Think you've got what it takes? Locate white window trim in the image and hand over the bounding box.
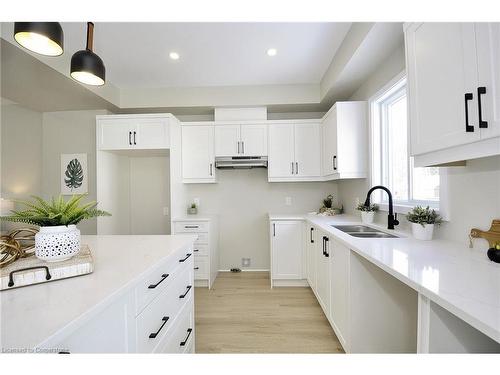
[368,71,449,220]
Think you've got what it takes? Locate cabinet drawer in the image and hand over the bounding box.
[156,301,194,353]
[193,244,209,256]
[174,221,209,233]
[194,256,208,279]
[136,267,193,353]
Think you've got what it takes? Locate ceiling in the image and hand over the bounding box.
[1,22,351,89]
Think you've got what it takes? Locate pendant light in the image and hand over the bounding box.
[14,22,64,56]
[70,22,105,86]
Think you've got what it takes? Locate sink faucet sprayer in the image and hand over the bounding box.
[364,185,399,230]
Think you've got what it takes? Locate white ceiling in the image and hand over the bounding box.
[2,22,351,89]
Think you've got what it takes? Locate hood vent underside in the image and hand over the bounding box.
[215,156,268,169]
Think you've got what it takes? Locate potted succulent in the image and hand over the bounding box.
[356,202,379,224]
[188,202,198,215]
[0,195,110,262]
[407,205,442,241]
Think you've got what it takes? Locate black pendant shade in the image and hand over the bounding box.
[70,22,106,86]
[14,22,64,56]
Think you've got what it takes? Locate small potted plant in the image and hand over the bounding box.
[407,205,442,240]
[0,195,110,262]
[356,202,379,224]
[188,202,198,215]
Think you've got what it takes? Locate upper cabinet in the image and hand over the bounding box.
[268,121,322,182]
[322,101,367,180]
[181,124,216,183]
[214,124,267,157]
[405,23,500,166]
[97,115,170,151]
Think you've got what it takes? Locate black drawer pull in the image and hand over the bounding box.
[180,328,193,346]
[184,225,199,229]
[465,92,474,132]
[179,253,192,262]
[8,266,51,287]
[179,285,192,299]
[148,273,169,289]
[133,131,137,145]
[310,227,314,243]
[149,316,169,339]
[58,351,70,354]
[194,267,199,270]
[193,249,199,252]
[324,237,330,257]
[128,131,132,145]
[478,86,488,128]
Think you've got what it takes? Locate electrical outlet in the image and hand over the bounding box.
[242,258,251,267]
[285,196,292,206]
[163,207,169,216]
[193,198,200,206]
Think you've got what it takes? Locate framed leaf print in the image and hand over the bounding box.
[61,153,88,195]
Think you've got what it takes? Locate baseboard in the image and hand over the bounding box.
[194,279,208,287]
[272,279,309,287]
[218,269,270,272]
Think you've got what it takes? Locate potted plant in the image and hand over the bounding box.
[188,202,198,215]
[356,202,379,224]
[407,205,442,240]
[0,195,110,262]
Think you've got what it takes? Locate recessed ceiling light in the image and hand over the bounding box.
[267,48,277,57]
[169,52,180,60]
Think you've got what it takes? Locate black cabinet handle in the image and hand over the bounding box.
[333,155,337,170]
[194,267,199,270]
[133,131,137,145]
[478,87,488,128]
[465,93,474,132]
[179,253,192,262]
[322,236,326,256]
[193,249,199,252]
[149,316,169,339]
[237,141,240,154]
[324,237,330,257]
[184,225,199,229]
[148,273,169,289]
[128,131,132,145]
[179,285,192,299]
[310,227,314,243]
[180,328,193,346]
[296,162,298,174]
[8,266,51,287]
[58,351,70,354]
[273,223,276,237]
[242,141,245,154]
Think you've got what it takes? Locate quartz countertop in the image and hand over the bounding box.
[0,234,197,350]
[270,213,500,343]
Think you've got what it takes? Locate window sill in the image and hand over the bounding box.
[377,202,440,216]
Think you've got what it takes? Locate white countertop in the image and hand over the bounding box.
[270,213,500,343]
[0,234,197,350]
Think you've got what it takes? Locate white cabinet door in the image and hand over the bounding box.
[271,221,303,280]
[330,239,350,347]
[215,124,240,156]
[135,118,170,149]
[268,123,295,178]
[316,231,331,316]
[240,124,268,156]
[476,23,500,140]
[322,107,337,176]
[99,119,135,150]
[181,125,216,182]
[306,225,317,291]
[294,122,321,177]
[406,23,480,155]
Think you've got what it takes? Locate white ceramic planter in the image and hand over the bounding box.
[411,223,435,241]
[35,225,81,262]
[361,211,375,224]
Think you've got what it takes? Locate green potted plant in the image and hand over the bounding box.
[0,195,110,262]
[406,205,442,240]
[356,202,379,224]
[188,202,198,215]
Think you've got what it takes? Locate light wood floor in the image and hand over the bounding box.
[194,272,344,353]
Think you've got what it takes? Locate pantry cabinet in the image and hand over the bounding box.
[405,22,500,166]
[214,124,267,157]
[181,124,216,183]
[268,121,322,182]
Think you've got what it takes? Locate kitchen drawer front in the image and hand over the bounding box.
[194,232,209,244]
[193,244,209,256]
[136,266,193,353]
[194,256,208,279]
[156,300,194,353]
[174,221,209,233]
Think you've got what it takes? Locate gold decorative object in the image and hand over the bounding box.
[469,220,500,248]
[0,228,38,268]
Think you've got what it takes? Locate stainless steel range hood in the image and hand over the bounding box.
[215,156,268,169]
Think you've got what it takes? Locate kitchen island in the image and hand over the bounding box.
[0,234,197,353]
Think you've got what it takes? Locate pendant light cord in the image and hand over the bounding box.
[86,22,94,52]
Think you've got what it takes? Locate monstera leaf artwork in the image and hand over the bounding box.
[61,154,88,194]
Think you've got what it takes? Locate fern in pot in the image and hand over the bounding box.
[407,206,442,241]
[0,195,110,262]
[356,202,379,224]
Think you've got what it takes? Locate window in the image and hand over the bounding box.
[371,75,440,211]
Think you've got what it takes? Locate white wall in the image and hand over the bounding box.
[182,168,338,270]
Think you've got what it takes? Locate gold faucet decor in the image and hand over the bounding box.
[469,219,500,248]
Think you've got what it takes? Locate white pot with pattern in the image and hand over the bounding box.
[35,225,81,262]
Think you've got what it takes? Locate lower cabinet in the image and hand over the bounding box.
[315,230,331,316]
[306,225,317,291]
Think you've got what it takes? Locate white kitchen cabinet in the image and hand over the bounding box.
[181,124,216,183]
[329,239,350,349]
[315,230,331,316]
[214,124,267,157]
[268,121,322,182]
[405,23,500,166]
[97,115,170,151]
[321,102,367,180]
[306,225,318,291]
[269,220,306,287]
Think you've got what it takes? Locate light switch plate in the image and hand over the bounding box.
[242,258,251,267]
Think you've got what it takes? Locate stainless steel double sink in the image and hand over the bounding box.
[331,225,399,238]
